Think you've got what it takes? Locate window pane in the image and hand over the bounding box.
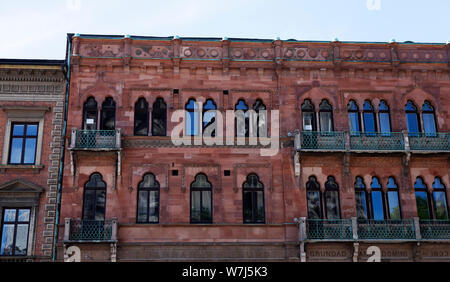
[26,125,38,136]
[137,191,148,223]
[320,112,333,132]
[12,124,25,136]
[256,191,265,222]
[243,191,253,222]
[422,113,436,135]
[433,191,449,220]
[406,113,419,134]
[10,138,23,164]
[95,190,106,220]
[415,191,430,220]
[201,191,212,222]
[325,190,340,219]
[14,224,29,256]
[3,209,16,222]
[348,112,360,134]
[307,191,321,219]
[1,224,15,256]
[379,112,391,134]
[18,209,30,222]
[302,112,314,131]
[149,190,159,223]
[83,190,96,220]
[191,191,201,222]
[23,138,37,164]
[387,191,401,220]
[371,191,384,220]
[355,191,368,220]
[363,112,376,134]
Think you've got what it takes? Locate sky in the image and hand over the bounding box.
[0,0,449,59]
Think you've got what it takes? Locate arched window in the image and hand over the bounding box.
[203,99,217,137]
[252,99,267,137]
[152,98,167,136]
[190,173,212,223]
[414,177,431,220]
[319,100,334,132]
[100,97,116,130]
[235,99,249,137]
[306,176,322,219]
[83,173,106,220]
[422,101,437,136]
[134,98,149,136]
[301,99,316,132]
[242,174,265,223]
[432,177,449,219]
[185,99,199,136]
[405,101,420,136]
[363,100,376,135]
[324,176,340,219]
[355,177,369,220]
[348,100,360,135]
[83,97,98,130]
[137,173,160,223]
[386,177,401,220]
[370,177,384,220]
[378,100,391,135]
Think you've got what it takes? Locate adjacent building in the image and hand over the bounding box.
[0,59,66,261]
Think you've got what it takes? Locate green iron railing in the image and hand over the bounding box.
[74,130,116,149]
[69,219,113,241]
[306,219,353,240]
[357,219,416,240]
[300,131,345,150]
[419,220,450,240]
[409,132,450,151]
[350,132,405,151]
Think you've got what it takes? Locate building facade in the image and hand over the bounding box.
[0,59,66,261]
[57,34,450,262]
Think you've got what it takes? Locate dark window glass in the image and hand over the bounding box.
[0,208,30,256]
[242,174,265,223]
[190,174,212,223]
[363,100,376,135]
[83,97,98,130]
[348,100,360,135]
[252,99,267,137]
[432,177,449,220]
[100,97,116,130]
[324,176,340,219]
[134,98,149,136]
[405,101,420,135]
[203,99,217,137]
[306,176,322,219]
[319,100,333,132]
[83,173,106,220]
[378,101,391,135]
[186,99,199,136]
[137,173,160,223]
[422,101,437,136]
[9,123,38,165]
[386,177,401,220]
[414,177,431,220]
[152,98,167,136]
[301,99,316,131]
[370,177,384,220]
[355,178,369,220]
[235,99,249,137]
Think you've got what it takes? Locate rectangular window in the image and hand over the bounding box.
[415,191,431,220]
[8,123,38,165]
[1,208,30,256]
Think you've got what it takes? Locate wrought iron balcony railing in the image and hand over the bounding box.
[419,220,450,240]
[408,132,450,151]
[70,129,121,150]
[297,131,345,151]
[350,132,405,151]
[356,219,416,240]
[306,219,353,240]
[64,218,118,242]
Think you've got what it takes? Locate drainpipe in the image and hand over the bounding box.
[52,33,73,262]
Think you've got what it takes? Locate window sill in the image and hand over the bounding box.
[0,164,44,174]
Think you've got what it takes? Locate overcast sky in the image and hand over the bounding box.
[0,0,449,59]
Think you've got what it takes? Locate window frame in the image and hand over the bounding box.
[347,100,361,136]
[242,173,266,224]
[136,173,160,224]
[100,97,116,131]
[421,101,437,136]
[324,176,341,219]
[318,100,334,133]
[362,100,377,135]
[378,100,392,135]
[405,100,421,135]
[82,173,107,221]
[190,173,213,224]
[134,97,149,136]
[8,122,39,165]
[301,99,316,132]
[369,177,386,220]
[306,176,323,219]
[354,177,369,220]
[0,208,31,257]
[386,177,402,220]
[414,177,432,220]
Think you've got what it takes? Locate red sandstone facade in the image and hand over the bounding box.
[57,34,450,262]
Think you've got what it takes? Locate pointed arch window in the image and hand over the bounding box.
[83,173,106,220]
[386,177,401,220]
[186,99,199,136]
[405,101,420,136]
[324,176,340,219]
[100,97,116,131]
[134,98,149,136]
[242,174,265,223]
[137,173,160,223]
[301,99,316,132]
[306,176,322,219]
[370,177,384,220]
[422,101,437,136]
[348,100,360,135]
[363,100,376,135]
[235,99,249,137]
[355,177,369,220]
[432,177,449,219]
[190,174,212,224]
[415,177,431,220]
[152,98,167,136]
[252,99,267,137]
[203,99,217,137]
[378,100,391,135]
[83,97,98,130]
[319,100,334,132]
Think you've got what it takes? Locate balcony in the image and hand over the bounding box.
[70,129,121,150]
[350,132,405,152]
[408,132,450,152]
[64,218,118,243]
[306,219,353,240]
[357,219,416,240]
[296,131,345,151]
[419,220,450,240]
